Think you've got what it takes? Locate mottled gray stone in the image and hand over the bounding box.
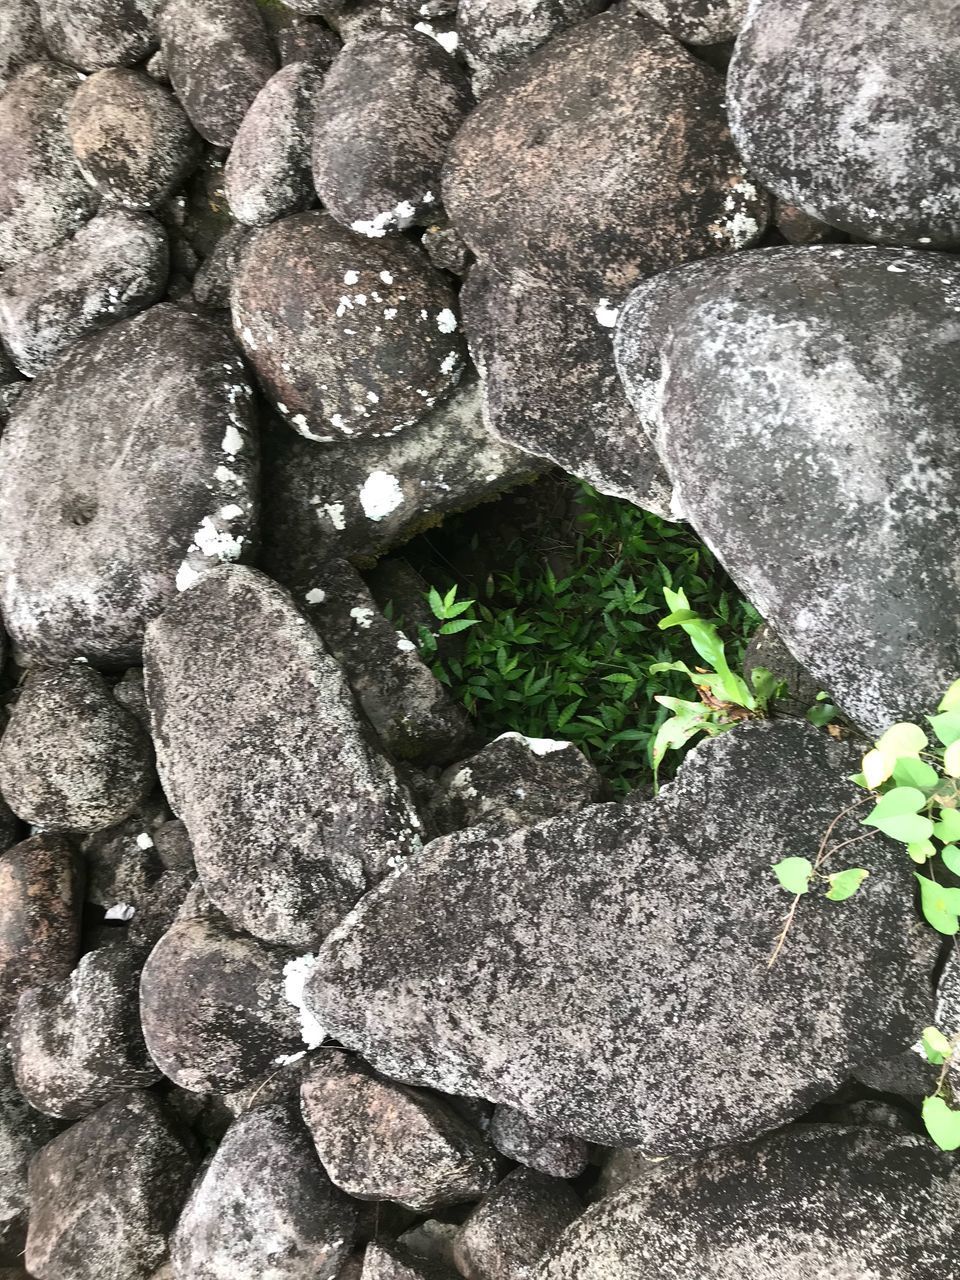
[397,1222,459,1271]
[457,0,604,96]
[159,0,277,147]
[232,211,466,442]
[490,1106,588,1180]
[300,1054,498,1211]
[0,1044,59,1259]
[455,1169,581,1279]
[0,1,45,95]
[26,1092,195,1280]
[774,199,838,246]
[362,1242,458,1280]
[312,30,472,236]
[728,0,960,246]
[80,796,171,911]
[277,17,341,67]
[628,0,746,45]
[615,245,960,734]
[225,62,323,228]
[37,0,161,71]
[190,223,250,310]
[0,304,257,666]
[590,1148,659,1201]
[421,219,469,275]
[305,720,936,1153]
[539,1126,960,1279]
[172,1102,356,1280]
[0,210,168,376]
[444,9,767,305]
[144,565,419,947]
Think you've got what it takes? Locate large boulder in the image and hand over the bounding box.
[36,0,163,72]
[614,245,960,733]
[0,2,45,95]
[632,0,746,44]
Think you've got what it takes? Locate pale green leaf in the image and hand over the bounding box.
[875,722,927,758]
[939,679,960,712]
[922,1027,953,1065]
[934,809,960,843]
[942,845,960,877]
[916,875,960,936]
[893,757,940,788]
[923,1095,960,1151]
[824,868,869,901]
[773,857,813,895]
[929,712,960,747]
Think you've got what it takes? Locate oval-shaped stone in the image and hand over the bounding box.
[37,0,162,72]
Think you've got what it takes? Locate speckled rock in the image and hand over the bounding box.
[455,1169,581,1280]
[362,1242,458,1279]
[489,1107,588,1180]
[444,8,767,306]
[0,834,82,1024]
[10,943,158,1119]
[37,0,161,71]
[0,1,45,95]
[628,0,746,44]
[304,720,935,1152]
[614,245,960,733]
[277,17,341,67]
[0,664,154,831]
[743,623,823,721]
[191,223,250,310]
[0,1045,59,1260]
[145,565,419,947]
[172,1102,356,1280]
[80,798,173,910]
[26,1092,195,1280]
[421,219,469,275]
[457,0,604,97]
[0,210,168,376]
[68,68,200,210]
[397,1223,459,1271]
[0,62,97,272]
[538,1126,960,1279]
[232,211,466,442]
[300,1055,497,1211]
[158,0,277,147]
[0,304,257,666]
[728,0,960,246]
[312,30,471,236]
[774,199,837,246]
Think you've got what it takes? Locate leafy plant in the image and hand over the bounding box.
[920,1027,960,1150]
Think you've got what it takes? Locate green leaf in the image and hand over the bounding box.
[439,619,481,636]
[922,1096,960,1151]
[907,840,937,864]
[939,680,960,712]
[942,845,960,876]
[773,857,813,895]
[922,1027,953,1065]
[866,812,935,843]
[916,875,960,935]
[934,810,960,842]
[427,586,444,619]
[875,722,927,758]
[824,868,869,901]
[602,673,638,686]
[865,786,927,818]
[893,757,940,788]
[929,712,960,747]
[806,702,837,727]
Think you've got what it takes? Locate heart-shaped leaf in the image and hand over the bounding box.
[773,857,813,895]
[934,809,960,842]
[876,721,928,758]
[930,711,960,747]
[824,868,869,902]
[922,1027,953,1065]
[917,875,960,935]
[862,748,893,789]
[866,786,927,818]
[867,812,934,844]
[942,845,960,877]
[923,1095,960,1151]
[908,839,937,864]
[939,680,960,713]
[893,757,940,789]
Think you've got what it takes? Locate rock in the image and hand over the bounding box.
[312,30,472,236]
[10,943,159,1119]
[429,733,602,836]
[152,819,195,873]
[80,798,172,912]
[139,911,308,1093]
[171,1101,357,1280]
[37,0,161,72]
[443,9,767,305]
[0,1,45,95]
[538,1125,960,1278]
[0,62,97,272]
[0,1045,59,1261]
[144,565,419,947]
[0,304,258,666]
[591,1148,659,1201]
[304,720,936,1152]
[456,0,604,97]
[112,667,150,728]
[277,17,341,67]
[628,0,746,45]
[728,0,960,246]
[489,1107,588,1180]
[26,1092,195,1280]
[0,210,168,376]
[158,0,278,147]
[743,623,824,721]
[0,834,82,1024]
[0,664,154,832]
[232,211,466,442]
[191,223,250,310]
[362,1242,458,1279]
[68,68,200,210]
[225,62,323,228]
[262,373,537,582]
[397,1222,459,1271]
[421,219,469,275]
[614,244,960,733]
[454,1169,581,1279]
[774,199,837,246]
[300,1054,498,1211]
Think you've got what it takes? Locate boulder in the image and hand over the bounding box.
[456,0,604,97]
[630,0,746,45]
[37,0,162,72]
[489,1106,588,1180]
[0,2,45,95]
[0,1045,59,1261]
[191,223,250,311]
[362,1242,458,1279]
[454,1169,581,1279]
[276,17,341,67]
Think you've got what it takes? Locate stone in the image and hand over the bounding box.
[774,199,837,246]
[443,8,767,305]
[312,30,472,237]
[139,911,308,1093]
[0,1045,59,1261]
[454,1169,581,1279]
[742,623,823,721]
[171,1102,357,1280]
[0,210,168,376]
[396,1222,459,1271]
[277,17,341,67]
[225,62,323,228]
[300,1054,498,1211]
[158,0,278,148]
[591,1148,659,1201]
[456,0,604,97]
[0,304,257,666]
[0,834,82,1024]
[304,720,936,1153]
[728,0,960,247]
[232,211,467,442]
[628,0,746,45]
[9,943,159,1119]
[538,1125,960,1279]
[362,1242,458,1279]
[0,62,97,272]
[69,68,201,210]
[191,223,250,310]
[489,1106,588,1180]
[26,1092,195,1280]
[37,0,161,72]
[614,245,960,734]
[0,1,45,95]
[0,664,154,832]
[421,219,469,275]
[80,798,172,911]
[144,565,419,947]
[261,373,537,582]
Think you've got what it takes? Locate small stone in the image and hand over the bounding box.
[627,0,747,45]
[152,819,195,873]
[362,1242,458,1279]
[0,664,154,832]
[490,1106,588,1180]
[26,1092,195,1280]
[277,17,341,68]
[37,0,162,72]
[0,0,45,95]
[191,223,250,310]
[774,199,838,246]
[591,1148,660,1201]
[112,667,150,729]
[456,0,604,96]
[397,1222,459,1271]
[80,798,171,913]
[454,1168,581,1280]
[0,1044,59,1260]
[421,220,469,275]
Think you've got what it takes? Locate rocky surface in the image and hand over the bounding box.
[489,1106,588,1180]
[457,0,604,96]
[0,2,45,95]
[454,1168,581,1279]
[362,1242,458,1279]
[0,1045,59,1262]
[632,0,746,44]
[37,0,162,72]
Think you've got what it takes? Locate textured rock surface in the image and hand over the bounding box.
[455,1169,581,1280]
[26,1092,195,1280]
[37,0,161,71]
[728,0,960,245]
[0,1,45,95]
[362,1242,458,1279]
[539,1126,960,1279]
[489,1106,588,1180]
[277,16,341,68]
[615,245,960,733]
[172,1102,357,1280]
[0,1045,59,1259]
[232,211,466,443]
[144,565,419,947]
[313,30,472,236]
[305,720,936,1152]
[630,0,746,44]
[0,210,168,376]
[0,304,257,666]
[457,0,604,96]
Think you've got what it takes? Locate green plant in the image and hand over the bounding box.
[919,1027,960,1150]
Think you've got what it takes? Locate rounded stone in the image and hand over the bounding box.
[456,0,604,97]
[454,1169,581,1280]
[489,1105,589,1179]
[232,211,466,442]
[0,0,46,95]
[36,0,162,72]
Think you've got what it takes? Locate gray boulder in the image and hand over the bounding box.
[362,1242,457,1279]
[37,0,162,72]
[0,2,45,95]
[489,1106,588,1180]
[456,0,604,97]
[455,1169,581,1280]
[629,0,746,44]
[0,1045,59,1261]
[276,17,341,67]
[304,720,936,1153]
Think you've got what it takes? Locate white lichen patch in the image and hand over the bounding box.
[396,633,416,652]
[359,470,405,521]
[322,502,347,530]
[350,606,375,629]
[436,308,458,334]
[222,424,244,456]
[495,731,573,756]
[351,200,418,238]
[343,269,360,285]
[136,832,154,851]
[414,20,459,53]
[104,903,136,921]
[440,350,460,374]
[595,298,620,328]
[379,270,394,285]
[282,953,326,1050]
[305,588,327,604]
